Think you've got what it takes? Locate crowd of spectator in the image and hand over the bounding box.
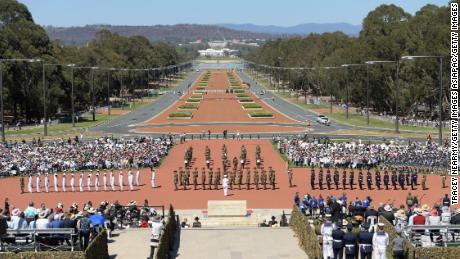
[275,136,449,170]
[0,198,163,251]
[0,135,174,177]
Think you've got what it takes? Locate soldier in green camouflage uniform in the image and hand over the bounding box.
[193,168,198,190]
[246,168,251,190]
[254,167,259,190]
[201,167,206,190]
[270,167,276,190]
[233,156,238,169]
[214,168,220,190]
[237,169,243,190]
[208,168,213,189]
[173,170,179,190]
[261,168,267,190]
[185,169,190,187]
[179,167,184,187]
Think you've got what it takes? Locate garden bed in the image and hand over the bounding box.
[168,112,193,119]
[178,103,199,110]
[242,103,263,110]
[186,98,201,103]
[249,111,274,118]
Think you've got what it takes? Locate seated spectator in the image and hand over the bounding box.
[412,208,426,225]
[49,214,63,229]
[450,208,460,224]
[35,211,50,229]
[61,213,76,229]
[427,209,440,225]
[268,216,278,227]
[381,204,395,224]
[181,218,190,228]
[259,219,269,227]
[8,208,27,230]
[192,217,202,228]
[24,202,37,224]
[440,206,451,225]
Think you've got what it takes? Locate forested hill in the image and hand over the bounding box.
[44,24,273,44]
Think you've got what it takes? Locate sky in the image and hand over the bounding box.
[19,0,448,27]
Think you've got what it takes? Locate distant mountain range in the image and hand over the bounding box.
[218,23,361,36]
[44,23,362,45]
[44,24,273,45]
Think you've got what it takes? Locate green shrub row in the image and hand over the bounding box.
[85,230,109,259]
[242,103,262,109]
[238,98,254,103]
[179,103,199,110]
[249,111,273,117]
[196,86,206,90]
[186,98,200,103]
[236,93,250,98]
[156,205,178,259]
[189,95,202,99]
[233,89,246,93]
[194,90,206,94]
[169,112,193,118]
[289,206,322,258]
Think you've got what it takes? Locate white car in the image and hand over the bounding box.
[316,115,330,126]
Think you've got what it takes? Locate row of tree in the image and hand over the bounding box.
[0,0,187,123]
[246,3,450,118]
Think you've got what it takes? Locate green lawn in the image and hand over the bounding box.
[6,114,114,136]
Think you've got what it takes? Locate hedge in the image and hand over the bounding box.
[194,90,207,94]
[249,111,273,117]
[242,103,262,109]
[379,216,460,259]
[289,205,322,258]
[0,230,109,259]
[156,205,178,259]
[179,103,199,110]
[168,112,192,118]
[236,93,250,98]
[189,95,202,99]
[231,86,242,89]
[233,89,246,93]
[196,86,206,90]
[85,230,109,259]
[186,98,200,103]
[238,98,254,103]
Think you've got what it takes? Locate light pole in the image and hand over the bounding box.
[0,58,39,142]
[401,55,444,145]
[341,64,366,120]
[365,60,399,128]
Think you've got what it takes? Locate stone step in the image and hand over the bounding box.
[201,216,259,227]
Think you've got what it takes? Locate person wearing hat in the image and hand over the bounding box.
[358,169,363,190]
[392,228,405,259]
[70,172,75,192]
[372,223,389,259]
[119,170,124,192]
[310,167,316,190]
[333,167,339,190]
[128,170,134,191]
[148,215,164,259]
[53,172,59,192]
[326,168,332,190]
[62,171,67,192]
[342,168,347,190]
[381,204,395,223]
[332,220,345,259]
[79,172,84,192]
[110,170,115,192]
[318,168,323,190]
[77,211,93,251]
[358,223,373,259]
[349,169,354,190]
[36,210,50,229]
[103,171,108,192]
[28,173,33,193]
[44,172,50,193]
[151,168,156,189]
[136,168,141,187]
[383,169,389,190]
[321,214,334,259]
[95,171,100,192]
[450,208,460,224]
[222,174,229,196]
[343,223,357,259]
[87,171,92,192]
[192,216,202,228]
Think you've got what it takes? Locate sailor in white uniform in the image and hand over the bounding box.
[87,171,92,192]
[44,172,50,193]
[372,223,389,259]
[103,171,108,191]
[110,171,115,191]
[95,171,100,192]
[128,170,134,191]
[36,173,41,193]
[222,175,229,196]
[70,173,75,192]
[79,172,84,192]
[151,169,156,188]
[136,169,140,187]
[28,174,33,193]
[119,171,124,192]
[320,214,334,259]
[62,171,67,192]
[53,173,59,192]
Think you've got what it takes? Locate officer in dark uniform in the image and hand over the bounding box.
[349,169,354,190]
[366,170,372,190]
[413,169,418,186]
[375,169,381,190]
[326,168,332,190]
[20,176,25,194]
[343,224,357,259]
[358,223,373,259]
[405,170,410,187]
[342,169,347,190]
[173,170,178,190]
[411,170,416,190]
[399,171,405,190]
[383,169,389,190]
[237,169,243,190]
[332,221,345,259]
[246,168,251,190]
[391,169,398,190]
[201,168,206,190]
[310,167,315,190]
[358,170,363,190]
[318,168,323,190]
[333,168,339,189]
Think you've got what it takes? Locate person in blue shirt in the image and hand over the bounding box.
[294,192,300,207]
[88,208,105,233]
[363,197,370,209]
[311,196,318,216]
[340,193,347,208]
[318,195,325,215]
[354,197,362,207]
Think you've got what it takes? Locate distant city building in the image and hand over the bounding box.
[198,41,238,57]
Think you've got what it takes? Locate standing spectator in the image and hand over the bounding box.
[77,211,93,251]
[392,229,406,259]
[148,215,164,259]
[192,217,201,228]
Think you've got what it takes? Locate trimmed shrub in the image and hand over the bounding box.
[242,103,262,109]
[179,103,199,110]
[169,112,192,118]
[85,230,109,259]
[156,205,178,259]
[186,98,200,103]
[249,111,273,117]
[194,90,207,94]
[238,98,254,103]
[236,93,250,98]
[233,89,245,93]
[196,86,206,90]
[289,206,322,258]
[189,95,202,99]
